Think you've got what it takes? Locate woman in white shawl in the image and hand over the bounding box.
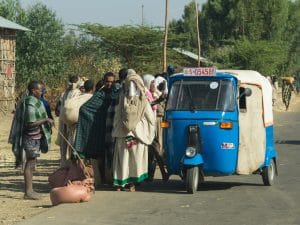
[143,75,169,181]
[112,69,156,191]
[57,76,82,167]
[143,74,158,113]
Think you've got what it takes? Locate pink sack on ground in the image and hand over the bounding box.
[48,161,94,188]
[50,182,91,206]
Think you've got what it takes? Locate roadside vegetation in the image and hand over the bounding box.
[0,0,300,95]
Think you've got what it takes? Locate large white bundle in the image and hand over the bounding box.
[60,94,92,125]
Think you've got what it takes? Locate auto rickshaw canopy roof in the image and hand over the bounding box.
[217,70,273,126]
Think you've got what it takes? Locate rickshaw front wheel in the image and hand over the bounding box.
[186,166,199,194]
[262,159,276,186]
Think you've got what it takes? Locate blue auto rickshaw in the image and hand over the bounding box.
[161,69,278,193]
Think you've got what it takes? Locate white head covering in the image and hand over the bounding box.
[124,69,145,97]
[143,74,155,90]
[127,69,137,77]
[155,76,168,94]
[79,80,84,88]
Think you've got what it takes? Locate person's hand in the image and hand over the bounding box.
[157,93,167,102]
[46,118,55,127]
[55,109,60,117]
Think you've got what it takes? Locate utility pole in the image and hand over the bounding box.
[141,4,144,26]
[195,0,201,66]
[163,0,169,72]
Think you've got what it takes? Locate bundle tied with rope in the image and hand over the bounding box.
[121,70,148,133]
[49,127,94,206]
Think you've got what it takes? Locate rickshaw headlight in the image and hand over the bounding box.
[185,147,197,157]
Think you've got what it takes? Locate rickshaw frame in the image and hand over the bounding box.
[162,69,278,193]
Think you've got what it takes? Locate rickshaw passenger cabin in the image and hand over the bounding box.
[162,68,278,193]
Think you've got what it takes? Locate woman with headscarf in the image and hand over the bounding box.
[143,75,169,181]
[112,69,155,191]
[143,74,158,113]
[153,76,168,180]
[57,75,82,167]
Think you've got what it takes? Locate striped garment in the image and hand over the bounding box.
[74,87,119,159]
[23,126,42,139]
[104,92,120,169]
[9,93,27,167]
[24,95,52,153]
[105,96,118,147]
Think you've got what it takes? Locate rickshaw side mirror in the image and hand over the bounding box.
[244,88,252,97]
[237,87,252,99]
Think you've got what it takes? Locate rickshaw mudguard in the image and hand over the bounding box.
[263,147,277,166]
[259,147,278,175]
[180,153,204,166]
[259,126,278,174]
[259,126,278,170]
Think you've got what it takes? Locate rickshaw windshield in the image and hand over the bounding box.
[166,79,235,111]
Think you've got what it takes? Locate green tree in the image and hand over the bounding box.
[283,0,300,74]
[198,0,294,76]
[181,1,199,51]
[16,3,66,88]
[201,0,264,48]
[258,0,289,41]
[237,0,264,40]
[62,28,122,82]
[0,0,24,21]
[230,39,288,75]
[209,38,288,75]
[79,24,164,73]
[168,1,202,53]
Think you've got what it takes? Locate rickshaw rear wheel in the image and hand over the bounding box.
[262,159,275,186]
[186,166,199,194]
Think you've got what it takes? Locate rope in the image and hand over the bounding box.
[53,126,88,173]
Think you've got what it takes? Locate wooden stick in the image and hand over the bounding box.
[54,126,87,172]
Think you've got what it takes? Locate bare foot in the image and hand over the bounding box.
[24,191,41,200]
[116,186,125,191]
[129,184,135,192]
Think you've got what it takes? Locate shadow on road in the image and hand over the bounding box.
[197,181,263,191]
[275,140,300,145]
[95,179,186,194]
[0,159,59,195]
[96,179,264,194]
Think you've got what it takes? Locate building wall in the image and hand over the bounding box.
[0,28,16,114]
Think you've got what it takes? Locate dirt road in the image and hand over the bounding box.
[0,116,60,225]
